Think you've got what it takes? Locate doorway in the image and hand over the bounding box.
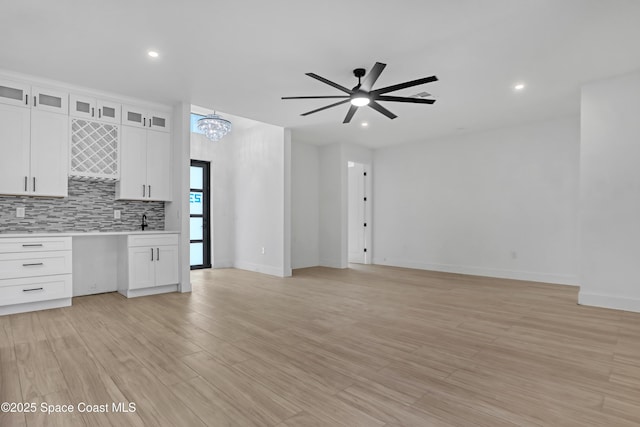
[347,161,372,264]
[190,160,211,269]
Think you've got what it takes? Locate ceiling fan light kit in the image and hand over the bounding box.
[282,62,437,123]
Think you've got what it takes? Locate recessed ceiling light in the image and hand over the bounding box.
[361,122,369,127]
[148,50,159,58]
[514,83,525,91]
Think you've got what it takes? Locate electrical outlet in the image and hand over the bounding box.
[16,207,25,218]
[261,247,265,255]
[114,210,121,220]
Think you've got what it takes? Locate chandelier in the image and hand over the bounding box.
[197,113,232,141]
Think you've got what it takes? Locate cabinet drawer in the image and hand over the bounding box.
[128,234,178,248]
[0,251,72,280]
[0,237,72,254]
[0,274,72,306]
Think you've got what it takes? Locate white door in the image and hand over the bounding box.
[30,110,68,197]
[146,129,172,201]
[117,125,148,200]
[154,245,179,286]
[347,162,371,264]
[128,247,156,289]
[0,104,31,195]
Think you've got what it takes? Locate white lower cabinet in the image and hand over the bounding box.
[0,237,72,315]
[119,233,179,298]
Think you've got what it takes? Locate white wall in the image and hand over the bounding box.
[233,123,290,277]
[291,142,320,268]
[294,142,373,269]
[190,109,291,277]
[166,102,191,292]
[319,143,345,268]
[373,117,580,284]
[579,70,640,311]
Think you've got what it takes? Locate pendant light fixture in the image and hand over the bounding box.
[197,113,232,141]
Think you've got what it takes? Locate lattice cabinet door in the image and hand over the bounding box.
[70,119,119,179]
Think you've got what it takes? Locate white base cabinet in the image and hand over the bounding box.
[118,233,179,298]
[0,237,72,316]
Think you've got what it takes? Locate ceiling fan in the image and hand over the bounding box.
[282,62,437,123]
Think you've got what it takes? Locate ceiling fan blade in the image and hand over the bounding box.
[282,95,350,100]
[372,76,438,95]
[306,73,353,94]
[369,101,397,120]
[343,105,358,124]
[375,95,435,104]
[301,99,351,116]
[360,62,386,92]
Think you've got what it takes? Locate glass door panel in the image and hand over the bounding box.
[190,160,211,269]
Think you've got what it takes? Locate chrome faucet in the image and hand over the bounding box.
[141,214,148,231]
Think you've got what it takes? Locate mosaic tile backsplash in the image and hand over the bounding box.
[0,178,165,233]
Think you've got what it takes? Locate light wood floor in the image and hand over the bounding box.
[2,265,640,426]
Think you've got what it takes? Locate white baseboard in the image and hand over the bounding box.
[234,261,290,278]
[578,291,640,313]
[0,298,71,316]
[213,259,233,268]
[119,284,178,298]
[372,258,578,285]
[320,258,346,269]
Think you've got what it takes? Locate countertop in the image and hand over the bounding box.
[0,230,180,238]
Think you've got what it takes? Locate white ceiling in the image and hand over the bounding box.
[2,0,640,148]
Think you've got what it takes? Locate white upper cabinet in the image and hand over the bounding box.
[0,80,68,114]
[0,109,68,197]
[0,79,30,108]
[0,104,31,195]
[145,130,172,201]
[30,110,69,197]
[70,94,120,124]
[0,79,68,197]
[32,86,68,114]
[116,126,172,202]
[122,105,171,132]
